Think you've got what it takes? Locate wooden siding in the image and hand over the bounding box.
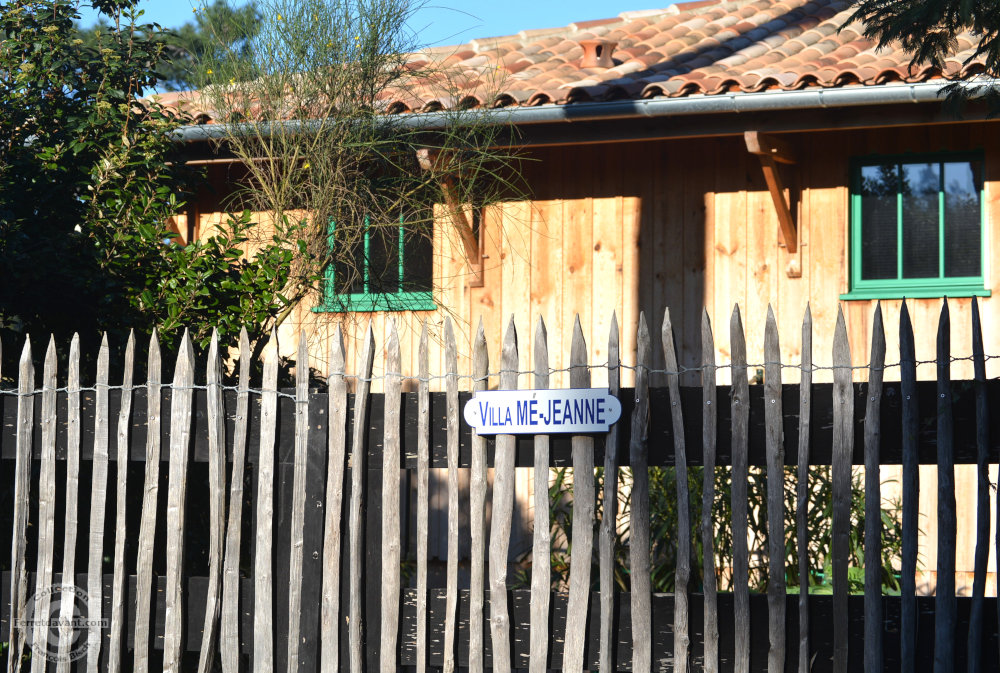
[192,119,1000,591]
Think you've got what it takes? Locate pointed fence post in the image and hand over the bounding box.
[288,332,313,673]
[730,306,750,673]
[322,326,348,673]
[222,329,251,673]
[969,298,989,673]
[599,313,621,673]
[630,314,652,673]
[831,308,852,673]
[199,331,226,673]
[489,317,518,673]
[968,297,1000,673]
[935,301,956,673]
[415,324,430,673]
[9,338,33,673]
[764,307,785,673]
[255,331,279,673]
[797,305,813,673]
[864,305,885,673]
[563,316,596,673]
[530,316,550,673]
[442,319,459,673]
[349,324,376,673]
[469,320,489,673]
[701,310,719,673]
[164,332,194,673]
[381,322,403,673]
[662,308,690,673]
[32,338,58,673]
[134,331,161,673]
[58,333,83,673]
[899,302,918,673]
[87,335,111,673]
[109,333,135,673]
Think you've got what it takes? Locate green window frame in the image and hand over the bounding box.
[841,151,989,300]
[313,214,435,313]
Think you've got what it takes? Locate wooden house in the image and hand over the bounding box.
[170,0,998,592]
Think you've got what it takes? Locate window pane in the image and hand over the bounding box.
[860,164,899,280]
[944,160,981,278]
[901,162,940,279]
[334,223,366,294]
[402,217,433,292]
[367,221,400,294]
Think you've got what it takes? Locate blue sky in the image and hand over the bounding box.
[77,1,667,48]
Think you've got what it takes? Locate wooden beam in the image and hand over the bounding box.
[417,149,483,287]
[744,132,798,256]
[744,131,796,164]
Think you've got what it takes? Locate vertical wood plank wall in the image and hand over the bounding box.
[194,120,1000,592]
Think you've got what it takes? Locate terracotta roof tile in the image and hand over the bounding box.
[168,0,991,123]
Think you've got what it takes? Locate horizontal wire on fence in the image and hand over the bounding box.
[1,353,999,398]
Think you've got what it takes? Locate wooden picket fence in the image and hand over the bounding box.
[0,300,998,673]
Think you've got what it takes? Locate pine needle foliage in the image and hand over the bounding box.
[194,0,524,320]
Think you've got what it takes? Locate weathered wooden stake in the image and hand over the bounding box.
[443,319,459,673]
[164,332,194,673]
[469,320,489,673]
[415,324,430,673]
[222,329,251,673]
[831,308,852,673]
[701,309,719,673]
[662,308,690,673]
[630,313,652,673]
[199,330,225,673]
[564,316,595,673]
[935,301,956,673]
[969,298,989,673]
[899,302,918,673]
[288,332,312,673]
[381,323,403,673]
[87,335,110,673]
[731,306,750,673]
[321,326,347,673]
[254,331,279,673]
[9,338,33,673]
[797,305,813,673]
[349,324,376,673]
[864,305,885,673]
[32,338,58,673]
[599,313,621,673]
[58,333,83,673]
[530,316,551,673]
[764,307,785,673]
[108,332,135,673]
[489,317,518,673]
[133,331,161,673]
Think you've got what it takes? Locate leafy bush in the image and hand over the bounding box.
[0,0,300,368]
[540,464,903,595]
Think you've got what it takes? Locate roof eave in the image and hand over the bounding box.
[172,80,995,143]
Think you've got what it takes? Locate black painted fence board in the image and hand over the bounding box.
[5,381,998,466]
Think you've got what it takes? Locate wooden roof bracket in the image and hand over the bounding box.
[745,131,802,278]
[416,148,484,287]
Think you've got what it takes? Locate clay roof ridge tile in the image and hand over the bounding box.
[569,17,621,32]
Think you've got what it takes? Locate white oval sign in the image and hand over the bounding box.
[463,389,622,435]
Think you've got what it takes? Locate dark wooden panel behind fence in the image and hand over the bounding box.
[0,302,997,673]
